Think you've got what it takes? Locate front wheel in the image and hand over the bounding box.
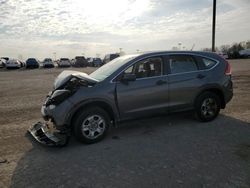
[195,92,221,122]
[73,107,110,144]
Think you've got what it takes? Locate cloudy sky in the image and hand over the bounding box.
[0,0,249,59]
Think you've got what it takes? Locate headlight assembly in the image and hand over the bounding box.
[46,89,72,106]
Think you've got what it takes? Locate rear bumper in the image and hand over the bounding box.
[224,79,233,104]
[26,64,39,68]
[6,64,20,68]
[44,64,54,68]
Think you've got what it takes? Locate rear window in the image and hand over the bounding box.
[201,58,217,69]
[44,58,52,62]
[60,58,69,61]
[169,55,198,74]
[76,56,85,60]
[27,58,37,62]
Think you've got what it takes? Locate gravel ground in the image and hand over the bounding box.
[0,60,250,188]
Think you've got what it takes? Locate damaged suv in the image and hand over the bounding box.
[29,51,233,146]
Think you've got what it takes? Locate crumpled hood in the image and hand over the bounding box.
[54,70,99,89]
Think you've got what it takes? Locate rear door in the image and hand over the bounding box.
[115,56,169,120]
[166,54,206,111]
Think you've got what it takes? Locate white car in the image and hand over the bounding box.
[42,58,54,68]
[6,59,22,69]
[0,58,6,68]
[239,49,250,58]
[58,58,71,67]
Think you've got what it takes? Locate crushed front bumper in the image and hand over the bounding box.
[28,121,70,147]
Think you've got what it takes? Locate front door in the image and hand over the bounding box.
[115,56,169,120]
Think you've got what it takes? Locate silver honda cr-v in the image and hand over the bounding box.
[29,51,233,146]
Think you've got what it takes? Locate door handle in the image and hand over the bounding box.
[156,80,167,85]
[197,74,206,79]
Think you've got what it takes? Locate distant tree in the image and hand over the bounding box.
[202,40,250,59]
[219,45,230,54]
[245,41,250,49]
[202,47,218,52]
[202,47,212,52]
[228,43,244,59]
[172,46,178,51]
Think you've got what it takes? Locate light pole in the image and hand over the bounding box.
[212,0,216,52]
[53,52,56,61]
[178,42,182,50]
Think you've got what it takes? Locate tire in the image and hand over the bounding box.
[195,91,221,122]
[73,107,110,144]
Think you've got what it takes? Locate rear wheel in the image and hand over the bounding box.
[195,92,221,122]
[73,107,110,144]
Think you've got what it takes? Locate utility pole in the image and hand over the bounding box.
[53,52,56,61]
[212,0,216,52]
[178,42,182,50]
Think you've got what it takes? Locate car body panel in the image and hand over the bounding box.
[6,59,21,68]
[39,51,233,128]
[43,58,54,68]
[58,58,71,67]
[26,58,39,68]
[116,75,168,120]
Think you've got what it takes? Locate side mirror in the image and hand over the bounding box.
[121,73,136,82]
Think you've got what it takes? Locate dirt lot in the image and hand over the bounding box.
[0,60,250,188]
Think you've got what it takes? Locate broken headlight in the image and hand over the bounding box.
[45,89,72,106]
[46,77,87,106]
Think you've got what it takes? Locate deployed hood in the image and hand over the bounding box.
[54,70,99,89]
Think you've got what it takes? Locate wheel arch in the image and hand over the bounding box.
[67,100,118,128]
[195,87,226,109]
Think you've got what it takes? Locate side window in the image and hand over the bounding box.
[201,58,217,69]
[129,57,163,79]
[135,57,162,78]
[169,55,198,74]
[124,66,133,74]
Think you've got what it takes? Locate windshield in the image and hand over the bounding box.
[27,58,37,62]
[90,54,139,81]
[44,58,52,62]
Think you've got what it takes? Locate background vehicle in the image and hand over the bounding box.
[72,56,87,67]
[92,58,103,67]
[70,59,76,66]
[26,58,39,68]
[6,59,22,69]
[58,58,71,67]
[1,57,9,61]
[30,51,233,145]
[103,53,120,64]
[0,58,7,68]
[20,60,25,67]
[42,58,54,68]
[86,57,93,66]
[239,49,250,58]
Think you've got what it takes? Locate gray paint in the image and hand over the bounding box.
[41,51,233,127]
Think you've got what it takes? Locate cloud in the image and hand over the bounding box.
[0,0,249,59]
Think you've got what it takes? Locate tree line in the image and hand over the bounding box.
[202,40,250,59]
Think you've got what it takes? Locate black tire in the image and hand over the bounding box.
[73,107,110,144]
[195,91,221,122]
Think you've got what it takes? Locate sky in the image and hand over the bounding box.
[0,0,249,60]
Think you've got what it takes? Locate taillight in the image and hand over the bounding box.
[225,60,231,75]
